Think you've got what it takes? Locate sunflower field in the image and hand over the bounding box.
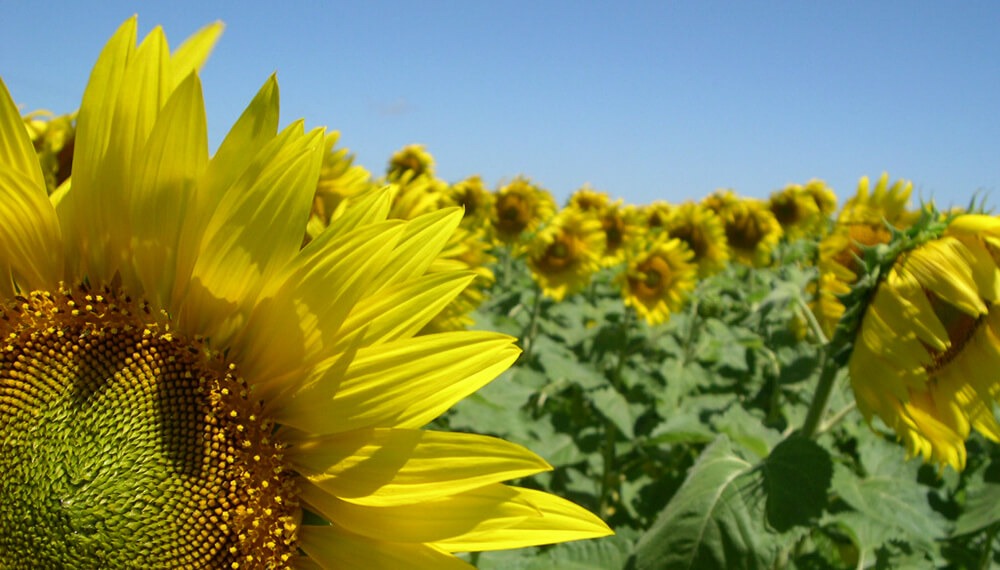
[4,19,1000,569]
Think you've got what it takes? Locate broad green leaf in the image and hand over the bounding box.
[831,435,948,554]
[761,435,832,531]
[534,335,607,390]
[635,436,775,570]
[952,465,1000,536]
[591,386,635,438]
[712,405,781,460]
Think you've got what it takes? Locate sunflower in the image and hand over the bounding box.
[386,143,435,182]
[664,202,730,278]
[768,183,822,241]
[523,208,606,301]
[721,199,783,267]
[848,214,1000,471]
[22,109,76,193]
[490,176,556,245]
[619,237,697,325]
[446,174,494,230]
[642,200,673,232]
[566,184,611,213]
[0,18,610,568]
[596,200,643,267]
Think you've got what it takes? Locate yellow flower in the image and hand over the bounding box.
[523,208,606,301]
[596,200,643,267]
[802,178,838,221]
[840,172,917,228]
[387,143,435,182]
[849,214,1000,471]
[620,237,697,325]
[643,200,673,232]
[447,174,494,230]
[567,184,611,213]
[664,202,730,278]
[491,176,556,244]
[722,199,783,267]
[768,182,822,241]
[0,19,610,567]
[22,109,77,193]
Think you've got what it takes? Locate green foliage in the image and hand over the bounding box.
[435,243,1000,569]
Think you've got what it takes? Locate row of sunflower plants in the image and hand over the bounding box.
[22,86,1000,567]
[428,177,1000,568]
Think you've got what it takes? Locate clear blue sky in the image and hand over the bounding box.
[2,1,998,209]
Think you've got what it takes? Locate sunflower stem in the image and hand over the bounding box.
[521,283,543,362]
[799,335,847,439]
[979,522,999,570]
[796,292,828,345]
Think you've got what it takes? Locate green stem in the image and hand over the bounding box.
[796,293,828,345]
[799,337,846,439]
[612,307,633,390]
[681,298,700,365]
[979,522,999,570]
[521,283,543,362]
[598,418,617,520]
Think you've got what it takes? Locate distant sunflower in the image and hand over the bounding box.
[22,109,76,193]
[701,188,740,218]
[849,214,1000,471]
[523,208,606,301]
[567,184,611,213]
[447,174,494,230]
[664,202,730,278]
[596,201,643,267]
[768,183,822,241]
[308,131,373,240]
[643,200,673,232]
[491,176,556,244]
[386,143,435,182]
[0,19,610,568]
[722,199,783,267]
[802,178,837,222]
[620,237,697,325]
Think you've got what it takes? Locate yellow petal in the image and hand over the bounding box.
[132,72,207,309]
[300,481,537,544]
[432,487,614,551]
[169,21,224,88]
[234,220,405,390]
[271,332,519,433]
[370,208,463,289]
[298,525,474,570]
[286,428,550,506]
[0,168,63,290]
[904,240,986,317]
[179,123,324,344]
[323,185,396,239]
[0,79,45,190]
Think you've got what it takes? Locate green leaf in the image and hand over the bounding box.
[712,405,781,460]
[534,335,607,390]
[539,533,634,569]
[635,436,774,570]
[591,386,635,438]
[952,462,1000,536]
[761,435,832,532]
[830,436,948,554]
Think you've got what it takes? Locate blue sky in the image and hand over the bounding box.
[2,1,998,209]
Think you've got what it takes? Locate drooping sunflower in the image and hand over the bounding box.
[619,237,697,325]
[721,199,783,267]
[848,214,1000,471]
[490,176,556,245]
[663,201,730,278]
[0,18,610,568]
[522,208,606,301]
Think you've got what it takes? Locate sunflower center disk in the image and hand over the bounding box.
[0,287,298,568]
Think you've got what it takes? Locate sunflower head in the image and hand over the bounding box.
[848,213,1000,471]
[619,237,697,325]
[722,199,783,267]
[841,172,918,228]
[768,183,822,241]
[446,174,494,229]
[567,184,611,213]
[596,200,644,267]
[642,200,674,231]
[664,202,730,278]
[523,208,606,301]
[0,18,611,567]
[491,176,556,244]
[386,143,435,182]
[701,188,740,218]
[22,109,76,193]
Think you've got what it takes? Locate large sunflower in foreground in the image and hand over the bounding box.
[0,19,610,568]
[849,214,1000,471]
